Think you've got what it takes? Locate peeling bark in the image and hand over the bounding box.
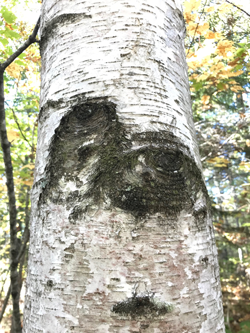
[24,1,225,332]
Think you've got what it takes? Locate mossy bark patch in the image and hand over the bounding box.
[42,99,208,224]
[111,295,173,318]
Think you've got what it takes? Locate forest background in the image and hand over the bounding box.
[0,0,250,332]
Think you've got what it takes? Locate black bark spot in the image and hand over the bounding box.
[111,295,173,318]
[46,280,53,287]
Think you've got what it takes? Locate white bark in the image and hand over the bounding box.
[24,0,225,332]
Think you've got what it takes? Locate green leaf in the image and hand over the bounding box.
[18,53,25,59]
[193,82,203,91]
[15,60,26,66]
[1,6,16,24]
[236,48,246,57]
[8,30,20,39]
[0,37,8,46]
[234,64,243,71]
[217,82,225,90]
[1,28,20,39]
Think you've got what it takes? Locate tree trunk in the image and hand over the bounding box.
[23,1,225,332]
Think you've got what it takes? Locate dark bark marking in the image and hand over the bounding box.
[46,280,53,288]
[42,99,208,228]
[40,13,92,54]
[111,294,173,318]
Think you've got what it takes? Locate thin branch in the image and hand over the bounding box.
[0,189,30,323]
[0,233,30,324]
[0,17,40,71]
[0,67,21,333]
[5,102,32,148]
[0,286,11,322]
[225,0,250,18]
[186,0,208,57]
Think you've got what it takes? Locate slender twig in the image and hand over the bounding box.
[0,16,40,333]
[0,286,11,322]
[186,0,208,57]
[5,102,32,148]
[225,0,250,17]
[0,214,30,324]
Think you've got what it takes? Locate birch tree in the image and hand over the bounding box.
[23,0,225,332]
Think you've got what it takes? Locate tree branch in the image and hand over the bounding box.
[0,193,30,324]
[186,0,208,57]
[0,286,11,323]
[0,17,40,71]
[225,0,250,18]
[5,102,32,148]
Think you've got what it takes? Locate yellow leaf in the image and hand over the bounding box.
[22,180,33,186]
[206,6,215,13]
[228,70,244,77]
[208,157,230,167]
[21,164,35,170]
[216,40,235,57]
[246,140,250,147]
[7,129,20,142]
[205,31,216,39]
[185,13,197,24]
[184,0,201,13]
[205,31,221,40]
[239,162,250,171]
[196,22,209,35]
[14,178,23,185]
[197,73,210,82]
[218,3,232,13]
[231,86,244,92]
[186,22,197,33]
[201,95,210,105]
[5,62,22,79]
[210,62,225,74]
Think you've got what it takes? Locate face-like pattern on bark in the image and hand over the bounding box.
[30,100,219,332]
[44,100,208,229]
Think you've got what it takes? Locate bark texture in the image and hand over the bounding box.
[24,1,225,332]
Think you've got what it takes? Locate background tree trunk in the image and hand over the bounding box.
[23,0,225,332]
